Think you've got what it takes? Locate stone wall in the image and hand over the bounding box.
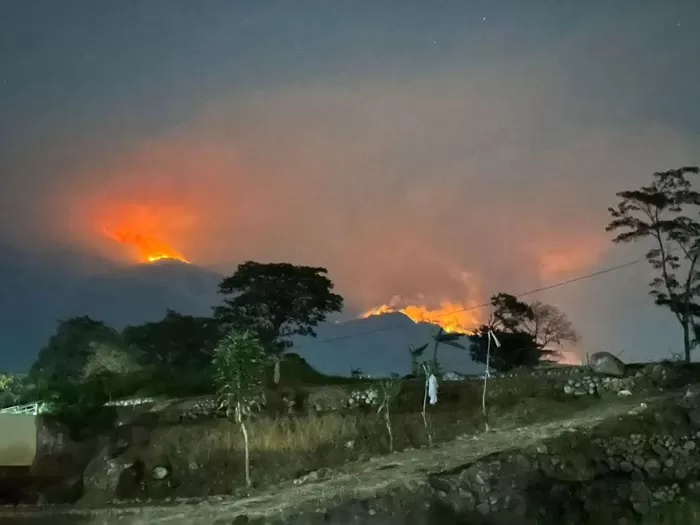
[10,360,700,522]
[244,387,700,525]
[111,362,682,424]
[423,388,700,524]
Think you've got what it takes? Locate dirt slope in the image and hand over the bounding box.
[0,393,669,524]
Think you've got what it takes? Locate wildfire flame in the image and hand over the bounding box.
[103,227,189,264]
[361,299,482,334]
[362,300,584,365]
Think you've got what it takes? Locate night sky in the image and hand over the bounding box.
[1,1,699,368]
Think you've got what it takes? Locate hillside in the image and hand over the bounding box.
[0,244,121,371]
[0,244,486,376]
[61,260,223,329]
[3,361,700,524]
[293,312,485,377]
[0,251,223,371]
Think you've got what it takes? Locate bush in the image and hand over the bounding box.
[35,375,118,440]
[0,373,24,408]
[212,330,268,487]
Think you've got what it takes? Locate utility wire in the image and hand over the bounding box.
[300,253,650,347]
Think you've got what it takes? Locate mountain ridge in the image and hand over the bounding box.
[0,246,483,376]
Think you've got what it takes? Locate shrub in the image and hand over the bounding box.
[213,330,267,487]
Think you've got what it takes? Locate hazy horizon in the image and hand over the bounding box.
[1,1,699,368]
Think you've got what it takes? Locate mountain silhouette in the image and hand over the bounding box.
[0,244,484,376]
[61,260,223,329]
[0,245,222,371]
[293,312,484,378]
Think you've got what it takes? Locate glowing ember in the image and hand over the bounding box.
[103,227,189,264]
[361,299,482,334]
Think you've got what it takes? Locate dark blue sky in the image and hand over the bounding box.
[1,1,699,364]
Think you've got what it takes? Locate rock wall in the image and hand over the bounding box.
[238,387,700,525]
[107,361,684,424]
[11,360,700,522]
[422,388,700,524]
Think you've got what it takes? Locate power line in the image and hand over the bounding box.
[300,253,650,347]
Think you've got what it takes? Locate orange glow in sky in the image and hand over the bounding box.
[91,202,195,265]
[361,299,483,334]
[103,227,189,264]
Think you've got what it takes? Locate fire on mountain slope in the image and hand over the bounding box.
[103,227,190,264]
[362,299,583,365]
[361,299,483,334]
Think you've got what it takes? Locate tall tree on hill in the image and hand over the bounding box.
[606,166,700,362]
[30,316,126,385]
[29,317,136,430]
[122,309,222,370]
[213,261,343,381]
[469,293,576,371]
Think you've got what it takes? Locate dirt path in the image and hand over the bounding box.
[0,394,668,524]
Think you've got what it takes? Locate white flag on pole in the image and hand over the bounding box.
[427,374,438,405]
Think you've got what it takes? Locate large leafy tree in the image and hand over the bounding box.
[122,309,222,370]
[30,316,125,385]
[469,330,541,372]
[606,166,700,362]
[213,261,344,360]
[81,342,141,380]
[469,293,565,371]
[28,317,128,436]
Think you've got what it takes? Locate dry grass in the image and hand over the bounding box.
[153,412,357,459]
[0,391,667,524]
[144,412,366,495]
[138,374,591,498]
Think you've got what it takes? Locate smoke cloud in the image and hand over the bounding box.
[2,2,699,363]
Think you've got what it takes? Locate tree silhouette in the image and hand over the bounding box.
[607,166,700,361]
[30,316,126,385]
[469,329,541,372]
[521,301,579,351]
[468,293,565,371]
[213,262,343,371]
[122,309,222,370]
[429,327,465,369]
[212,330,267,487]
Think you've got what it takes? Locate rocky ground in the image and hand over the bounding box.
[0,389,690,524]
[2,356,700,524]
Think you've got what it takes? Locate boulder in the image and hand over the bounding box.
[151,465,170,480]
[31,417,95,491]
[33,418,73,461]
[589,352,626,377]
[37,474,83,504]
[79,443,134,506]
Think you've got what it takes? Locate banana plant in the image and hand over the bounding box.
[430,327,465,368]
[408,343,428,376]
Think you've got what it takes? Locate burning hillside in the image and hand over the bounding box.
[361,298,483,334]
[103,227,189,264]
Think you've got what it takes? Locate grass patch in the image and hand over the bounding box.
[138,374,597,498]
